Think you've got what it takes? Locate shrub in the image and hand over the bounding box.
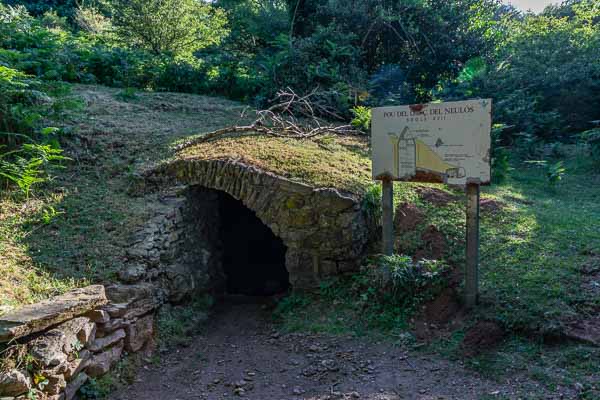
[350,106,371,133]
[74,3,111,35]
[361,183,382,223]
[363,255,448,305]
[258,28,365,112]
[107,0,229,58]
[0,64,68,196]
[546,160,567,187]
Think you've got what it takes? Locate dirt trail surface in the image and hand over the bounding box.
[109,300,548,400]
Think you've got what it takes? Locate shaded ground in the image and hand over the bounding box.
[109,299,553,400]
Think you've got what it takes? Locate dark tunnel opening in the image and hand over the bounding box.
[218,192,290,296]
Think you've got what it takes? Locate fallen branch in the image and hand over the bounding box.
[175,88,362,151]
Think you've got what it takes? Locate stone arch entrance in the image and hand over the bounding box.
[217,191,289,296]
[133,159,374,301]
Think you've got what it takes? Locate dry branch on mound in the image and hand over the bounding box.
[175,88,362,151]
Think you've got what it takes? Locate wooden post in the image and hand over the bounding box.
[465,182,480,308]
[382,178,394,256]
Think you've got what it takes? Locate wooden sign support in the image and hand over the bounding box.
[381,178,394,256]
[371,100,492,309]
[465,182,481,308]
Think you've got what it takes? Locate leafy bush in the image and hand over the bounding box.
[346,255,448,331]
[78,378,111,399]
[546,160,566,187]
[107,0,228,58]
[257,28,365,112]
[350,106,371,133]
[3,0,79,18]
[361,183,382,223]
[0,63,67,196]
[73,3,111,35]
[0,4,205,91]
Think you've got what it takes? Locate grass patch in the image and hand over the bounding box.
[274,149,599,394]
[275,256,448,340]
[157,295,213,349]
[0,84,244,307]
[479,158,600,332]
[427,334,600,398]
[179,134,372,194]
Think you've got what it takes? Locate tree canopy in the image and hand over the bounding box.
[108,0,229,57]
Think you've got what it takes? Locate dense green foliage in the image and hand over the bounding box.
[444,1,600,143]
[0,49,68,195]
[108,0,228,57]
[1,0,598,185]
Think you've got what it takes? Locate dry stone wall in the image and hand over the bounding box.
[0,284,160,399]
[146,159,374,289]
[120,186,225,302]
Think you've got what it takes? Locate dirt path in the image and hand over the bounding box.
[108,298,551,400]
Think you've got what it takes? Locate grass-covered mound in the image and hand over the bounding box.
[178,134,372,195]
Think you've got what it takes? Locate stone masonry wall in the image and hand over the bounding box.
[146,159,373,289]
[121,186,224,302]
[0,284,160,399]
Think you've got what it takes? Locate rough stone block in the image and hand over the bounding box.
[166,264,195,303]
[118,264,147,284]
[101,303,128,319]
[64,349,91,380]
[103,298,159,320]
[64,372,88,400]
[30,318,92,367]
[0,369,31,397]
[88,329,126,353]
[85,341,124,377]
[78,321,96,346]
[30,331,69,368]
[104,283,155,304]
[95,318,126,336]
[319,260,338,276]
[0,286,107,342]
[85,310,110,324]
[125,314,154,352]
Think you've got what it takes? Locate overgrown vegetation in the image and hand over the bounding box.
[1,0,597,197]
[276,255,448,336]
[0,63,70,196]
[0,0,598,395]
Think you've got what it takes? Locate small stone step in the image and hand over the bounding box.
[0,286,107,342]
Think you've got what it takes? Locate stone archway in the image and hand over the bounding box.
[129,159,373,302]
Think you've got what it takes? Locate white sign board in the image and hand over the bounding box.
[372,99,492,186]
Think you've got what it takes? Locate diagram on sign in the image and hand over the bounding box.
[388,127,466,182]
[371,99,492,186]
